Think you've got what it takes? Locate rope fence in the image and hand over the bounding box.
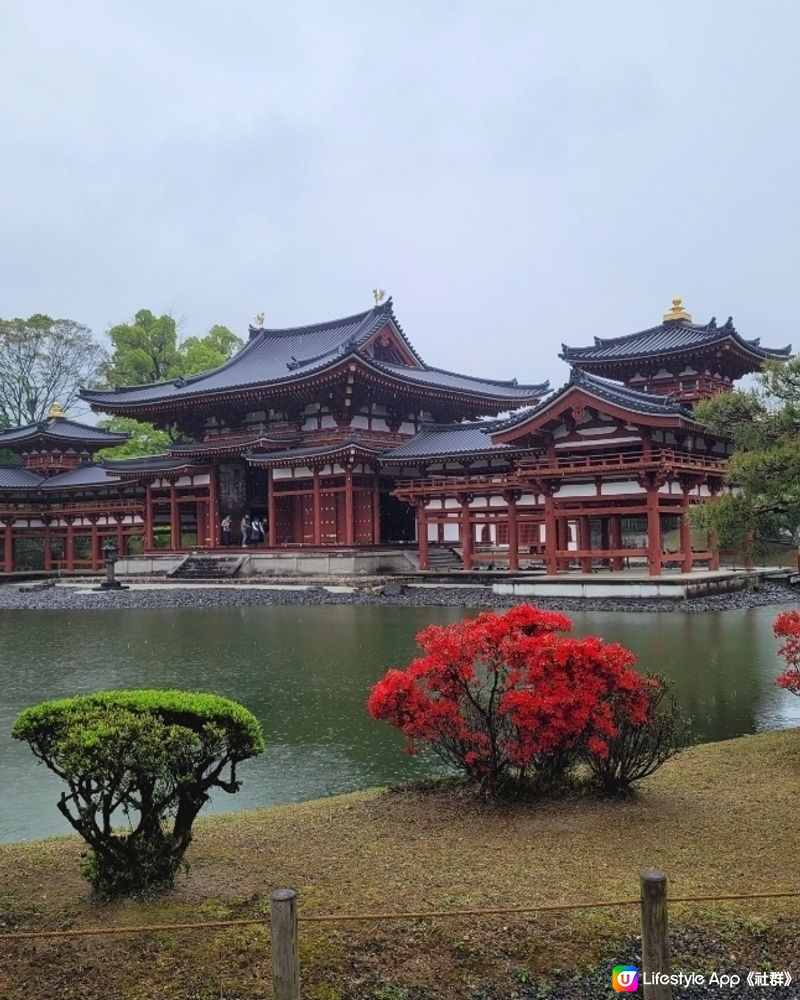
[2,877,798,1000]
[2,886,798,941]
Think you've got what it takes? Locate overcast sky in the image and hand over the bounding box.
[2,1,798,394]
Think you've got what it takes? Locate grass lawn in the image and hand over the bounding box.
[1,729,799,1000]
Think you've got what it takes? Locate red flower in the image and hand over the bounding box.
[367,604,648,791]
[774,610,800,695]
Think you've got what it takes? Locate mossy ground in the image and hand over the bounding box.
[1,729,799,999]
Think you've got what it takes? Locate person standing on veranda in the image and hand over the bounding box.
[240,514,250,548]
[221,514,232,547]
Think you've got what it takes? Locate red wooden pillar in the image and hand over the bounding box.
[460,497,473,571]
[680,494,693,573]
[371,474,381,545]
[43,520,52,571]
[609,515,623,570]
[196,501,207,551]
[207,467,219,547]
[417,502,429,570]
[144,484,155,550]
[312,469,321,545]
[3,520,13,573]
[90,518,100,570]
[579,516,592,573]
[506,494,519,572]
[544,490,557,575]
[267,468,277,547]
[64,519,75,571]
[646,486,662,576]
[344,468,354,546]
[115,515,124,555]
[169,484,180,550]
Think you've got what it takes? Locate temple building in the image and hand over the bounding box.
[0,298,790,576]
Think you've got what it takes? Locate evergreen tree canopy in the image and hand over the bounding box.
[693,358,800,548]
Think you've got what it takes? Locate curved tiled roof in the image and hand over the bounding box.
[39,464,123,490]
[0,416,128,448]
[372,361,546,399]
[81,300,548,410]
[245,438,385,466]
[0,466,44,489]
[493,369,696,435]
[561,316,791,364]
[103,456,206,475]
[382,420,515,461]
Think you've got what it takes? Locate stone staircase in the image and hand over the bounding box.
[425,546,463,570]
[168,554,247,580]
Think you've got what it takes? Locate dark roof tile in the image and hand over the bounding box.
[494,369,695,433]
[0,417,128,448]
[561,317,791,364]
[39,465,123,490]
[81,300,548,409]
[382,421,514,460]
[0,466,44,489]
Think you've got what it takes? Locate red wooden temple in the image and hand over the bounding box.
[0,298,790,575]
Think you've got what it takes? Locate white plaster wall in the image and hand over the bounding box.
[553,483,596,498]
[601,480,644,494]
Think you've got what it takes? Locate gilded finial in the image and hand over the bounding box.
[254,312,265,327]
[663,297,692,323]
[373,288,386,305]
[48,402,66,419]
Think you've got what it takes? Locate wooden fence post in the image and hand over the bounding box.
[640,869,672,1000]
[271,889,300,1000]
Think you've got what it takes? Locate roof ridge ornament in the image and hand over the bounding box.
[663,297,692,323]
[373,288,386,305]
[48,402,66,419]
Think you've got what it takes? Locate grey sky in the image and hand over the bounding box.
[2,1,798,395]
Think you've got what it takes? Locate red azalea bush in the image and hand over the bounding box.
[367,605,683,796]
[774,610,800,694]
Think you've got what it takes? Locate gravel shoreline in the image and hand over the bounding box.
[0,579,795,613]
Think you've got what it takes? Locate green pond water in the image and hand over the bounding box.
[2,603,798,843]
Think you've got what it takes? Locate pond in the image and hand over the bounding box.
[2,603,799,843]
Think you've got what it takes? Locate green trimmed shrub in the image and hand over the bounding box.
[13,690,265,896]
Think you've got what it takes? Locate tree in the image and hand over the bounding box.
[94,416,173,460]
[693,362,800,549]
[101,310,181,386]
[180,324,244,375]
[367,605,671,797]
[12,690,265,896]
[96,312,244,458]
[0,315,103,426]
[100,310,243,387]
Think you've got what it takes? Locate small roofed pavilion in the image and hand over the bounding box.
[391,370,732,575]
[560,298,791,406]
[0,403,128,475]
[0,408,142,573]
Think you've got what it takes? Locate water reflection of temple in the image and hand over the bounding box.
[0,298,790,574]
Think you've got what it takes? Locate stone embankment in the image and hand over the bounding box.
[0,578,795,612]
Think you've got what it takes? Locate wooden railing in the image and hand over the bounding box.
[393,450,729,499]
[518,448,729,476]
